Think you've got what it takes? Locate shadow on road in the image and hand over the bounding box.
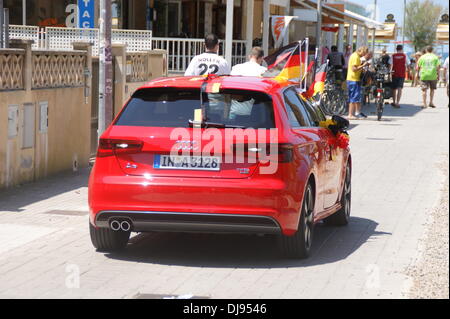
[105,216,391,268]
[362,103,424,120]
[0,168,90,212]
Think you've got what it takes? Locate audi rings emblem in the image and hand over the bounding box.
[174,140,199,151]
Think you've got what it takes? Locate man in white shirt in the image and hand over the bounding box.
[230,47,267,76]
[185,34,231,76]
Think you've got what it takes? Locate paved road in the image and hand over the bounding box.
[0,87,448,299]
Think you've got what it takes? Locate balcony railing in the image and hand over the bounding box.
[6,25,247,73]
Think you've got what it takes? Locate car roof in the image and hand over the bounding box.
[139,76,296,94]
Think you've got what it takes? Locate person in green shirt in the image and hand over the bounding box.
[417,46,441,108]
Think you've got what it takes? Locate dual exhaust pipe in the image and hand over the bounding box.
[110,219,132,232]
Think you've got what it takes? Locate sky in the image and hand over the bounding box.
[350,0,449,56]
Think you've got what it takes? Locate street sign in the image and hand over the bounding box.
[78,0,95,29]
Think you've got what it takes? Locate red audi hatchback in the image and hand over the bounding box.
[88,75,351,258]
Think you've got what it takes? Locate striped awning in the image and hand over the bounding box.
[436,23,449,41]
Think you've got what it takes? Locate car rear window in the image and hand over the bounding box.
[114,88,275,129]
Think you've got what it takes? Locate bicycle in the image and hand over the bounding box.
[373,61,393,121]
[320,66,348,116]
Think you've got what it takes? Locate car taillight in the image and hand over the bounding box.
[97,139,143,158]
[232,143,294,163]
[273,143,294,163]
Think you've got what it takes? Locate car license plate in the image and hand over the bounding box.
[153,155,221,171]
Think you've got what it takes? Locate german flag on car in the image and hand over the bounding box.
[263,42,307,82]
[302,62,327,99]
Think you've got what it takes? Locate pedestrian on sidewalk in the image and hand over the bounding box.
[185,34,231,76]
[343,44,352,77]
[347,46,369,120]
[230,47,267,76]
[380,48,391,69]
[410,56,417,87]
[326,45,346,82]
[443,56,449,107]
[414,51,423,87]
[417,46,441,108]
[391,45,409,108]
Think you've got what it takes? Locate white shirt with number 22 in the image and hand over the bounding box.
[184,53,231,76]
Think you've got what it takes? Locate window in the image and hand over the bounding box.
[115,88,275,129]
[300,98,326,126]
[283,88,312,128]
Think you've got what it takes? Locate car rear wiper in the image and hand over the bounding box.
[188,120,246,129]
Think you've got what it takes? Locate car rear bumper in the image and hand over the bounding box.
[95,211,282,234]
[88,174,302,235]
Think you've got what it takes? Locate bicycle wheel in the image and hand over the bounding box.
[335,90,348,115]
[377,96,384,121]
[320,91,332,115]
[327,89,347,115]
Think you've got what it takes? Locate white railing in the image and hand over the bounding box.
[228,40,247,66]
[152,37,247,72]
[7,25,43,49]
[151,37,204,73]
[46,27,153,56]
[46,27,99,54]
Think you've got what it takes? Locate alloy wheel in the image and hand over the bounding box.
[303,186,314,250]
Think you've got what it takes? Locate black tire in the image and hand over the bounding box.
[324,162,351,226]
[280,183,315,259]
[336,91,348,115]
[89,222,130,252]
[377,98,384,121]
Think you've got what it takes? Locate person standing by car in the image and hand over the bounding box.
[417,46,441,108]
[230,47,267,76]
[185,34,231,76]
[391,45,409,108]
[347,46,369,120]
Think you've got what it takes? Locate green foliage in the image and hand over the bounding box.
[405,0,444,51]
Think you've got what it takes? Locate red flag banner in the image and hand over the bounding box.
[271,16,295,48]
[322,26,339,32]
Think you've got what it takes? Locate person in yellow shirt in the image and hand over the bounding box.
[347,46,369,120]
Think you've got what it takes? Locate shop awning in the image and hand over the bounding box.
[292,0,384,29]
[369,22,398,40]
[436,23,449,41]
[342,9,384,29]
